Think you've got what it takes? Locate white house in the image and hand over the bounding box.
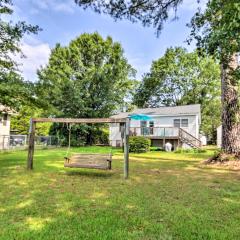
[0,105,15,150]
[109,104,202,150]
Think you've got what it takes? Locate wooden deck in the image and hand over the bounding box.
[129,127,201,149]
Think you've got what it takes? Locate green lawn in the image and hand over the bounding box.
[0,147,240,240]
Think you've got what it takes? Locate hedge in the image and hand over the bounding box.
[129,136,151,153]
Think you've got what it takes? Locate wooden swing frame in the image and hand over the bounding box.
[27,117,130,179]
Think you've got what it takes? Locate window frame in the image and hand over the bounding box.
[173,118,189,128]
[173,119,181,128]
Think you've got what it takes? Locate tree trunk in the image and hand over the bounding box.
[221,53,240,154]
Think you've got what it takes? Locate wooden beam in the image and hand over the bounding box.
[27,119,36,170]
[124,118,130,179]
[31,117,127,124]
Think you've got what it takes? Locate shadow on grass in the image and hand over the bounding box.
[65,170,114,178]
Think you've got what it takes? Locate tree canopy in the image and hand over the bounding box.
[11,105,51,135]
[75,0,183,35]
[0,0,40,109]
[134,47,221,141]
[36,32,135,144]
[37,32,135,118]
[189,0,240,65]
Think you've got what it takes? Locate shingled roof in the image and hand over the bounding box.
[111,104,201,120]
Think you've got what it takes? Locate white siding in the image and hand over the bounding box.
[109,114,200,146]
[0,115,11,150]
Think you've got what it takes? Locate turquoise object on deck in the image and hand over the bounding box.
[129,114,152,121]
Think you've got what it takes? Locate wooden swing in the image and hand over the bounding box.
[64,123,112,170]
[27,117,129,179]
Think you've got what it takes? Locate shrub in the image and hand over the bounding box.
[129,136,150,153]
[150,147,164,151]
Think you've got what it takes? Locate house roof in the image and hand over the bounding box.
[111,104,201,121]
[0,105,17,115]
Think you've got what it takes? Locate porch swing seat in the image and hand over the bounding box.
[64,153,112,170]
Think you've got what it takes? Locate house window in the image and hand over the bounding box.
[140,121,147,135]
[119,122,124,131]
[149,121,154,135]
[181,119,188,128]
[149,121,154,127]
[173,119,188,128]
[173,119,181,128]
[119,123,125,138]
[3,114,7,126]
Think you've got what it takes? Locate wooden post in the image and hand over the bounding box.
[124,118,130,179]
[27,119,36,170]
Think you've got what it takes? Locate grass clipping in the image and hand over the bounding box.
[202,150,240,170]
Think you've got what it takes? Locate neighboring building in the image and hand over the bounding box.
[0,105,16,150]
[109,104,202,150]
[217,125,222,148]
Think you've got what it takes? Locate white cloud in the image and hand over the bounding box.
[14,37,51,81]
[31,0,76,14]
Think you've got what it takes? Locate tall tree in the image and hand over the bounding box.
[134,47,221,141]
[37,32,135,118]
[37,33,135,144]
[0,0,40,109]
[189,0,240,154]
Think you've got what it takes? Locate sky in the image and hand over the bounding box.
[11,0,207,81]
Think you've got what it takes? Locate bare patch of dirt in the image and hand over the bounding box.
[202,152,240,170]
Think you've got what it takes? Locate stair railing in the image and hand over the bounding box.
[179,128,202,148]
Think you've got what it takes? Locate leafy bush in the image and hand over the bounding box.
[175,148,207,154]
[150,147,164,151]
[129,136,150,153]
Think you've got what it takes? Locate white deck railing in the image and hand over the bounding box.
[129,127,180,137]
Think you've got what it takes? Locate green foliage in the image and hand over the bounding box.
[134,47,221,142]
[11,106,51,135]
[75,0,183,35]
[37,32,135,119]
[129,136,150,153]
[0,0,40,109]
[189,0,240,65]
[150,146,164,151]
[49,123,110,147]
[37,33,135,144]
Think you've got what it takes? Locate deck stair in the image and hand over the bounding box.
[179,128,202,149]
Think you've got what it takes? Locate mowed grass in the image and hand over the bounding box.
[1,147,240,240]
